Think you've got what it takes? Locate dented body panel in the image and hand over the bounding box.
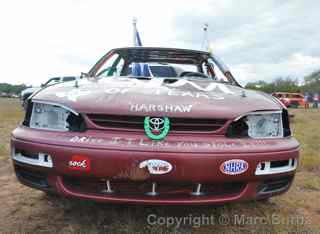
[11,128,299,204]
[33,78,281,119]
[11,47,300,204]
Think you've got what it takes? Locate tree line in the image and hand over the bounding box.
[245,70,320,94]
[1,69,320,96]
[0,83,30,96]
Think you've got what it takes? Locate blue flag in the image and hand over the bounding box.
[132,24,150,77]
[134,28,142,47]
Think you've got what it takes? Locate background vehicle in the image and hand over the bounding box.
[272,92,305,108]
[20,76,77,109]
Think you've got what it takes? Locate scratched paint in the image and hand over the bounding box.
[113,161,150,181]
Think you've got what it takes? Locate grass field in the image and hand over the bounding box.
[0,97,319,234]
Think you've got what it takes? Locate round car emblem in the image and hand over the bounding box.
[144,116,170,140]
[149,117,165,131]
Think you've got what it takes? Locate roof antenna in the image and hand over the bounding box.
[201,23,209,51]
[133,17,137,46]
[132,17,138,46]
[133,17,143,47]
[74,76,79,88]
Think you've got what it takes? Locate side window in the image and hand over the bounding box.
[201,62,210,76]
[206,58,228,82]
[113,58,124,76]
[96,53,124,77]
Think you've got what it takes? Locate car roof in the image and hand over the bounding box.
[109,47,210,64]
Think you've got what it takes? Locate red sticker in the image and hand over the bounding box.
[68,155,91,172]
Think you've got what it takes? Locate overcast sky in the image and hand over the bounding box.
[0,0,319,86]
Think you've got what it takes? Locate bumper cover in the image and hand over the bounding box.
[11,126,300,205]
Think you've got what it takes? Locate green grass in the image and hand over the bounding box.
[0,98,23,158]
[290,109,320,171]
[0,97,319,233]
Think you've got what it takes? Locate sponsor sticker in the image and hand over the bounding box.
[220,159,248,175]
[68,155,91,172]
[139,159,173,175]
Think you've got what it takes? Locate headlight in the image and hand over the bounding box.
[245,111,283,138]
[28,101,85,132]
[226,111,284,139]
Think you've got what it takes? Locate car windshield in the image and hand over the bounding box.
[90,48,238,85]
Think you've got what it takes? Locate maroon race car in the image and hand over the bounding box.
[11,47,300,205]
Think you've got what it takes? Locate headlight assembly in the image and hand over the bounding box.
[245,111,283,138]
[227,110,286,139]
[27,101,85,132]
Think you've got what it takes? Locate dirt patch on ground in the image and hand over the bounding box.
[0,98,319,233]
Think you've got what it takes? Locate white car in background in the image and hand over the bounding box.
[21,76,77,109]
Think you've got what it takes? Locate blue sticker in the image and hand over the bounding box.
[220,159,249,175]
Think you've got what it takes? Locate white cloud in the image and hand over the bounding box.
[0,0,178,85]
[0,0,319,86]
[233,54,320,86]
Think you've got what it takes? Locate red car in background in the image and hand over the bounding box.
[272,92,305,108]
[11,47,299,205]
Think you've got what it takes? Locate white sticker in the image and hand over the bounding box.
[139,159,173,175]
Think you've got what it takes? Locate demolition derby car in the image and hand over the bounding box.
[11,47,300,204]
[272,92,305,108]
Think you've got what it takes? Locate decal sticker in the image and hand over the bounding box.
[130,103,193,113]
[68,155,91,172]
[105,87,224,100]
[220,159,249,175]
[139,159,173,175]
[56,89,91,102]
[164,89,223,100]
[166,79,235,94]
[144,116,170,140]
[107,78,234,95]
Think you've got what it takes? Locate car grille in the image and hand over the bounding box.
[86,114,228,132]
[63,176,246,198]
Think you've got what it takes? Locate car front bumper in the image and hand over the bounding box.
[11,126,300,205]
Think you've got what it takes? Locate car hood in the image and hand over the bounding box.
[32,77,281,119]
